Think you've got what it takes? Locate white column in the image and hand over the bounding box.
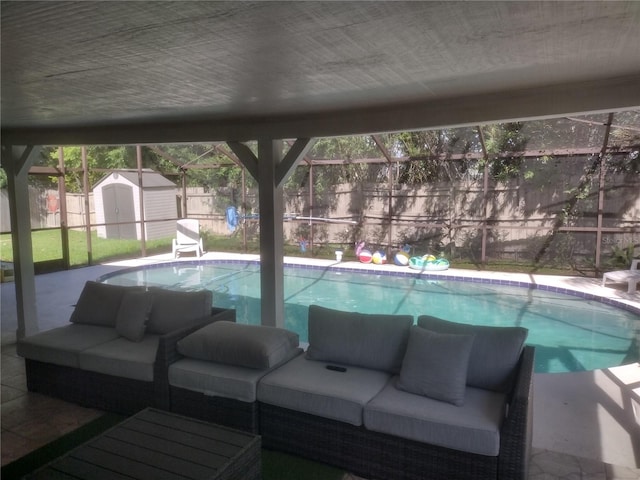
[2,145,40,338]
[228,138,314,328]
[257,139,285,327]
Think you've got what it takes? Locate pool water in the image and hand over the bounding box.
[101,261,640,374]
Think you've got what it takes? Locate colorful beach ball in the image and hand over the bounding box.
[394,251,410,266]
[358,249,373,263]
[372,251,387,264]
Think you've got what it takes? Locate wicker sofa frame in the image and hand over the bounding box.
[23,308,235,415]
[169,386,260,433]
[167,325,302,434]
[258,345,535,480]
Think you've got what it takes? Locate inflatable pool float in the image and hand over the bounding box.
[394,251,410,266]
[358,249,373,263]
[372,251,387,265]
[409,255,450,271]
[355,241,373,264]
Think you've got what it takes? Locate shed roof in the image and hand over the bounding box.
[93,170,176,189]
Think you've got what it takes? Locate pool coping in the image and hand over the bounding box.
[98,252,640,316]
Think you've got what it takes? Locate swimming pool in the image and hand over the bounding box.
[99,260,640,374]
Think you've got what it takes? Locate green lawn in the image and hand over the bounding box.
[0,229,345,267]
[0,228,583,276]
[0,229,172,267]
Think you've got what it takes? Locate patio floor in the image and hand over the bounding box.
[1,253,639,479]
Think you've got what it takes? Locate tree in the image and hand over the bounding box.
[482,123,529,181]
[394,129,478,184]
[305,136,384,190]
[149,144,253,192]
[49,146,134,193]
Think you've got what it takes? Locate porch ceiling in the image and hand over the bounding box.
[2,1,640,145]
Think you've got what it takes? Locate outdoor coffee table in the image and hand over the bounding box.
[27,408,261,480]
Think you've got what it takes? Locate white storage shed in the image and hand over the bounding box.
[93,170,178,240]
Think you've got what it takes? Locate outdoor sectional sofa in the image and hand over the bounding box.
[17,280,533,479]
[168,305,535,480]
[17,280,235,414]
[168,320,303,432]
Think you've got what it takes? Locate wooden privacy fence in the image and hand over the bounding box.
[7,164,638,269]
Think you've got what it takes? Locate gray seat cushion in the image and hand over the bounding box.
[364,378,506,456]
[306,305,412,373]
[257,354,392,426]
[78,335,160,382]
[418,316,528,392]
[17,324,120,368]
[169,348,302,403]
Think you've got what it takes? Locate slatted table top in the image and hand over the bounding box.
[27,408,261,480]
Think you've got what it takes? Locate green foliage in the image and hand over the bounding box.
[607,151,640,176]
[608,243,636,268]
[394,130,476,184]
[0,167,7,189]
[609,111,640,149]
[305,137,384,190]
[45,144,263,194]
[154,144,255,191]
[483,123,528,181]
[311,136,379,159]
[49,146,136,193]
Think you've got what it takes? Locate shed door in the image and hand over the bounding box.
[103,184,136,239]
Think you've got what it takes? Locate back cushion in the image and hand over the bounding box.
[417,315,528,392]
[70,281,137,327]
[147,288,213,334]
[115,290,154,342]
[397,327,475,406]
[306,305,413,373]
[178,321,300,369]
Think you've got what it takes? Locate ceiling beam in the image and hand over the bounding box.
[227,141,259,180]
[3,74,639,147]
[275,138,315,187]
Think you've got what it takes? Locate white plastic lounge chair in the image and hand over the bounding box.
[602,259,640,293]
[172,219,204,258]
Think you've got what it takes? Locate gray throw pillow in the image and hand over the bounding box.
[70,281,137,327]
[417,315,528,392]
[397,327,474,406]
[177,321,300,369]
[146,288,212,334]
[115,290,154,342]
[306,305,413,373]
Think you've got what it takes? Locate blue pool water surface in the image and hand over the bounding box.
[100,261,639,374]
